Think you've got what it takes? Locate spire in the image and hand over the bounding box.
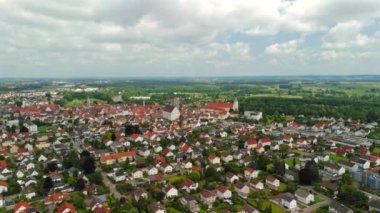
[87,96,91,107]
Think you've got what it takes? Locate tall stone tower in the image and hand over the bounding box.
[233,98,239,111]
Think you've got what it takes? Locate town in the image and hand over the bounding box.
[0,79,380,213]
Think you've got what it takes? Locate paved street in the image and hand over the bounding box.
[101,171,122,199]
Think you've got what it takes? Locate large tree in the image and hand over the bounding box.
[299,160,319,185]
[80,151,96,174]
[43,177,54,192]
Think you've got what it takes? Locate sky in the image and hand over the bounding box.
[1,0,380,78]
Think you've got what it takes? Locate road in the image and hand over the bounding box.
[361,190,380,201]
[101,171,122,199]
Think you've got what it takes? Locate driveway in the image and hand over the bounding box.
[101,171,122,199]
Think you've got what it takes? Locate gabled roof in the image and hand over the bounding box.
[57,202,76,213]
[162,105,176,113]
[200,189,215,198]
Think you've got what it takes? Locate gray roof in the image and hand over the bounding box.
[329,201,353,213]
[295,189,311,198]
[282,193,296,202]
[369,199,380,209]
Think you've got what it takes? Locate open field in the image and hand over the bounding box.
[329,154,348,162]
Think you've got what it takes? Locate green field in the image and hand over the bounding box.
[248,199,287,213]
[373,147,380,154]
[290,150,312,156]
[285,158,301,166]
[166,175,187,184]
[314,196,323,203]
[64,98,100,106]
[279,182,287,192]
[329,154,347,162]
[38,125,58,133]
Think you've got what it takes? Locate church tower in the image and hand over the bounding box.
[233,98,239,111]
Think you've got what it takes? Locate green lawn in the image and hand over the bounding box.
[285,158,301,166]
[64,98,100,106]
[279,182,287,192]
[290,150,311,156]
[329,154,347,162]
[249,94,303,99]
[373,147,380,154]
[248,199,287,213]
[37,125,58,133]
[314,196,323,203]
[166,175,187,184]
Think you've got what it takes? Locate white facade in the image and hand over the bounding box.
[163,107,180,121]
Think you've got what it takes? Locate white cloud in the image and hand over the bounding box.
[265,39,303,55]
[0,0,380,77]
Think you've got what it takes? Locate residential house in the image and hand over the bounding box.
[178,179,198,193]
[57,202,76,213]
[132,169,144,180]
[225,172,239,184]
[148,202,166,213]
[14,202,32,213]
[163,185,178,199]
[284,170,298,182]
[180,195,199,213]
[217,185,232,200]
[249,180,264,190]
[321,181,339,197]
[281,193,297,210]
[369,199,380,212]
[0,181,7,193]
[329,201,353,213]
[147,166,159,176]
[235,182,250,199]
[266,175,280,190]
[208,154,220,165]
[200,190,216,208]
[338,160,358,172]
[350,157,370,169]
[244,168,258,179]
[240,203,259,213]
[295,189,314,205]
[324,162,345,176]
[133,188,148,201]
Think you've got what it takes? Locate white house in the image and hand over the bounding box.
[162,164,173,173]
[0,182,7,193]
[266,176,280,190]
[147,166,159,176]
[244,111,263,121]
[324,163,345,176]
[217,186,232,200]
[162,106,180,121]
[295,189,314,205]
[24,123,38,133]
[113,172,126,182]
[226,172,239,184]
[245,168,259,179]
[281,193,297,210]
[164,185,178,199]
[249,180,264,190]
[208,155,220,165]
[0,195,4,207]
[132,170,144,179]
[235,182,250,199]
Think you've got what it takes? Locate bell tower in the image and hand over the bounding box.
[233,98,239,111]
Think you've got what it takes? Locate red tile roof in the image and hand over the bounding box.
[57,202,76,213]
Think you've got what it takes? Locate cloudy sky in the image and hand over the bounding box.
[1,0,380,78]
